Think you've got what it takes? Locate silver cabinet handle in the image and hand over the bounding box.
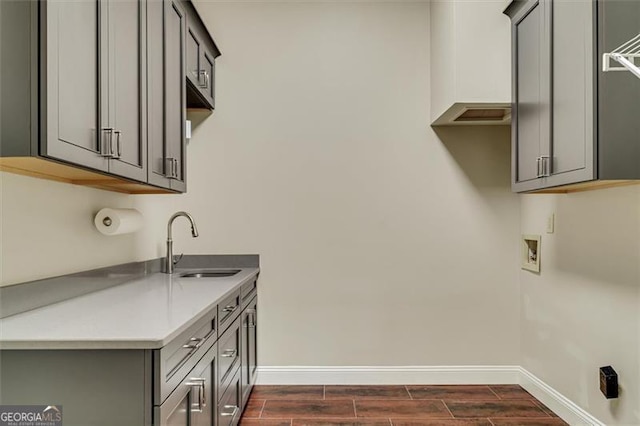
[185,377,206,412]
[222,305,238,314]
[199,70,209,89]
[541,155,550,177]
[100,128,114,157]
[112,130,122,159]
[166,157,179,179]
[220,405,239,417]
[246,308,257,328]
[536,156,550,178]
[221,349,237,358]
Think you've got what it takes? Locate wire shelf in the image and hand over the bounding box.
[603,33,640,79]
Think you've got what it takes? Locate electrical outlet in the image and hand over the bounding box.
[546,213,555,234]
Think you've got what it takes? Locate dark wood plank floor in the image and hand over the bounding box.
[239,385,567,426]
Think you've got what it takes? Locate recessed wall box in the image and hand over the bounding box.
[521,235,541,272]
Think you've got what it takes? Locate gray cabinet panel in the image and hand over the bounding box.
[165,0,186,191]
[548,0,594,184]
[0,350,150,426]
[165,396,189,426]
[166,0,187,192]
[42,0,107,171]
[106,0,147,181]
[148,0,186,191]
[597,0,640,179]
[186,27,201,87]
[147,0,171,188]
[241,296,258,409]
[514,2,543,185]
[0,0,34,156]
[202,50,216,107]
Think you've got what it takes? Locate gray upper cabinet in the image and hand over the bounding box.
[510,0,549,190]
[0,0,220,194]
[183,1,221,110]
[148,0,187,192]
[43,0,147,181]
[506,0,640,193]
[103,0,147,182]
[41,0,108,171]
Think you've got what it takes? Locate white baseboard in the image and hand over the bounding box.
[256,365,604,425]
[256,365,520,385]
[519,367,604,426]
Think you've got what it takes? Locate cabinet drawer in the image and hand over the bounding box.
[154,308,217,404]
[154,341,217,426]
[240,278,257,308]
[218,289,241,334]
[218,369,242,426]
[218,316,241,385]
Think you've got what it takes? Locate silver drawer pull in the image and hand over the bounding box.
[222,305,238,314]
[182,337,203,349]
[221,349,237,358]
[185,377,206,412]
[220,405,239,417]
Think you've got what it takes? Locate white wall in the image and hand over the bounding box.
[0,172,137,285]
[152,0,521,366]
[1,1,521,368]
[519,187,640,425]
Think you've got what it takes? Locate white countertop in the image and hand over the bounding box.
[0,268,259,350]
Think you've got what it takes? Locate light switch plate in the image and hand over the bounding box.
[546,213,555,234]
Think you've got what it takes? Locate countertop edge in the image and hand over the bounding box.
[0,267,260,351]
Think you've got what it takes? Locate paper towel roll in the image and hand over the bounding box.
[94,208,143,236]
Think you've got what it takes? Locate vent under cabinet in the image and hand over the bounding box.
[431,103,511,126]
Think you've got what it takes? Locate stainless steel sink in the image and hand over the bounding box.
[180,269,241,278]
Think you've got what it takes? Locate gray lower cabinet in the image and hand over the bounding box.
[506,0,640,193]
[148,0,187,192]
[155,342,217,426]
[0,277,259,426]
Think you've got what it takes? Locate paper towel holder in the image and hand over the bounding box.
[94,208,143,236]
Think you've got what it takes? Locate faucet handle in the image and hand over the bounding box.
[173,253,184,267]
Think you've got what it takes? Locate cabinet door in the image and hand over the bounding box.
[190,359,215,426]
[201,49,216,108]
[511,0,551,192]
[104,0,147,181]
[41,0,108,171]
[219,371,242,426]
[165,396,189,426]
[186,26,202,89]
[166,0,187,192]
[546,0,595,186]
[241,297,258,409]
[148,0,186,191]
[155,383,191,426]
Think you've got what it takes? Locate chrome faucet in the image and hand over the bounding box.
[165,211,199,274]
